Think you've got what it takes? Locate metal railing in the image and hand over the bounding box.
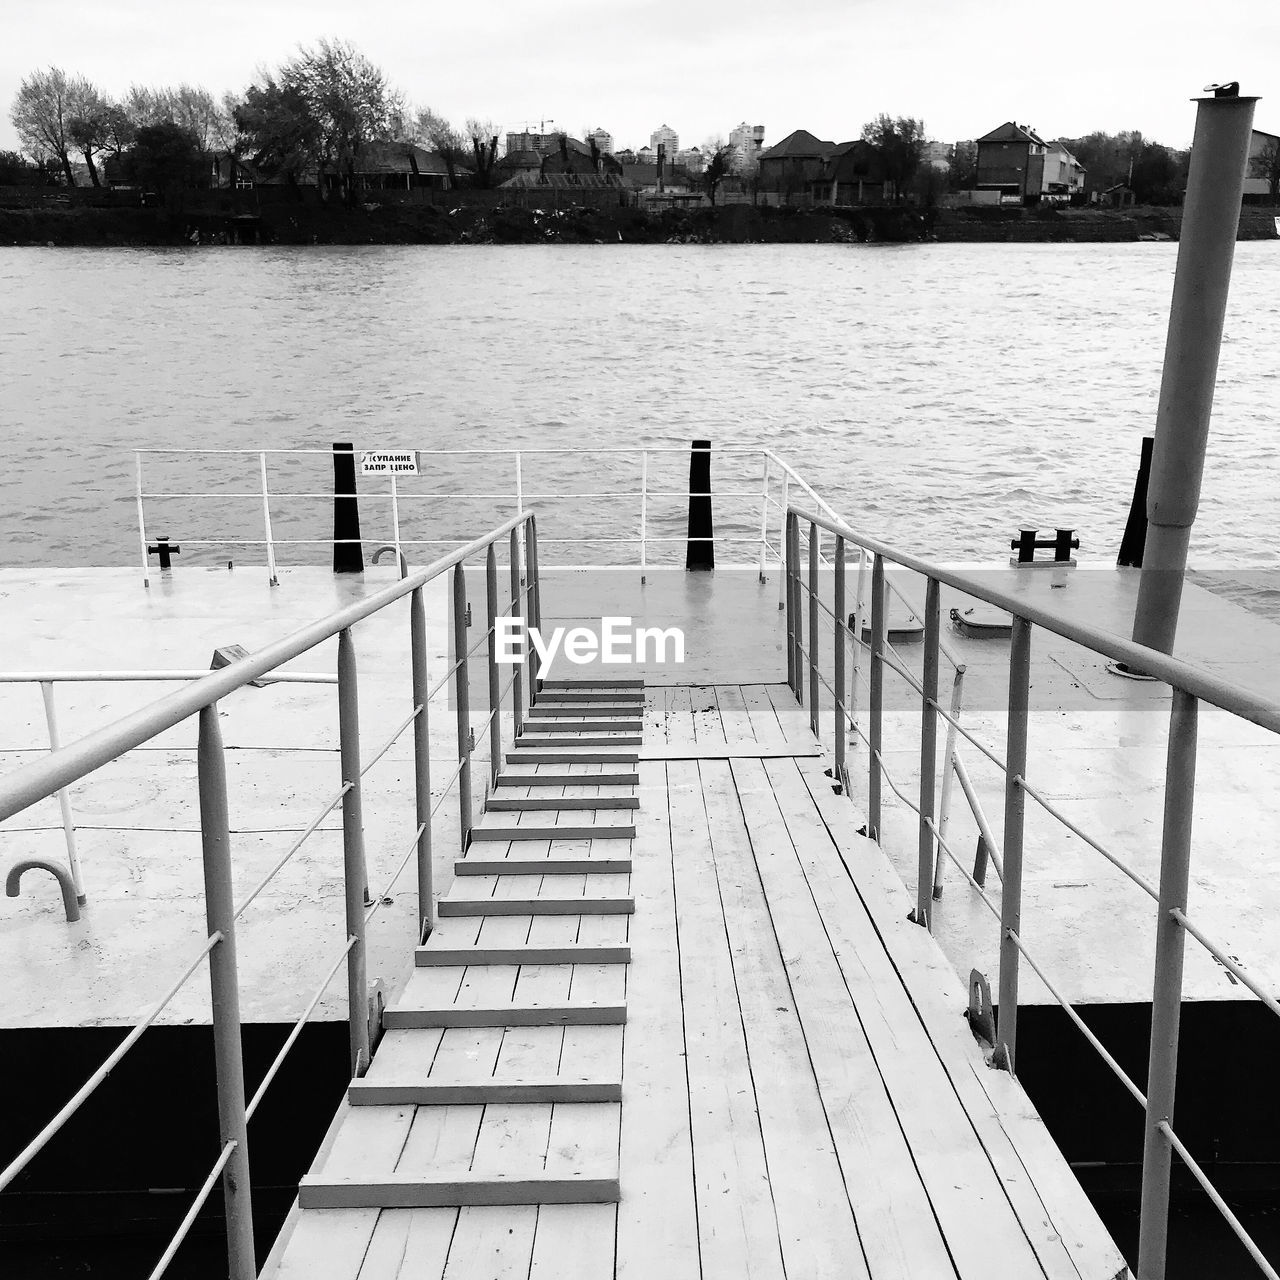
[0,511,541,1280]
[131,444,837,585]
[784,503,1280,1280]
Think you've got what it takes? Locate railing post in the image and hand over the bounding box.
[639,449,648,584]
[808,522,819,733]
[784,511,796,690]
[996,616,1032,1072]
[850,549,868,731]
[788,515,803,705]
[777,474,790,611]
[452,564,474,847]
[527,516,543,695]
[932,666,966,900]
[337,628,371,1077]
[390,473,403,572]
[1137,689,1199,1280]
[196,704,255,1280]
[259,451,279,587]
[135,452,151,590]
[916,576,941,928]
[868,554,886,841]
[515,451,524,521]
[409,587,434,942]
[485,545,503,787]
[509,528,524,739]
[834,535,847,789]
[40,682,85,904]
[757,454,771,583]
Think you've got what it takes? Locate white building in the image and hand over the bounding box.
[729,122,766,174]
[923,140,951,171]
[650,124,679,158]
[589,128,614,156]
[677,146,705,174]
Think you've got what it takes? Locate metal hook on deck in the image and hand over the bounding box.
[6,859,82,922]
[372,545,409,579]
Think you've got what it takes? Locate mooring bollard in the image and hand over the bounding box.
[332,441,364,574]
[686,439,714,570]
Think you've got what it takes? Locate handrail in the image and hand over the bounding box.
[788,503,1280,735]
[782,497,1280,1280]
[0,511,530,824]
[1,509,540,1280]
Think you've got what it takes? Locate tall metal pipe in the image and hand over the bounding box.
[409,587,434,941]
[1132,89,1258,654]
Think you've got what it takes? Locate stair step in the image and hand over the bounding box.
[498,770,639,787]
[438,896,634,917]
[383,1002,627,1029]
[530,703,641,718]
[456,856,633,875]
[471,823,635,842]
[416,943,631,966]
[542,678,644,689]
[348,1078,622,1105]
[508,749,639,765]
[486,794,639,811]
[522,720,643,733]
[534,691,644,704]
[516,734,642,748]
[298,1171,619,1209]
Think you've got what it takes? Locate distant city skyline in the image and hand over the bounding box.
[3,0,1277,158]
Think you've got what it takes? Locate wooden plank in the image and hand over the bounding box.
[765,682,821,747]
[790,754,1127,1280]
[741,683,787,747]
[266,1210,379,1280]
[317,1104,416,1180]
[533,691,644,703]
[437,896,635,917]
[384,1003,627,1029]
[664,760,788,1279]
[542,678,645,689]
[761,756,1061,1280]
[615,758,699,1280]
[727,756,960,1278]
[486,793,639,811]
[455,856,633,876]
[714,684,757,745]
[359,1209,457,1280]
[498,770,639,787]
[528,1204,618,1280]
[689,686,726,745]
[522,720,643,733]
[298,1172,620,1209]
[508,749,640,764]
[639,742,820,760]
[662,685,697,751]
[442,1206,538,1280]
[417,944,631,967]
[470,824,636,842]
[515,734,644,747]
[697,757,868,1279]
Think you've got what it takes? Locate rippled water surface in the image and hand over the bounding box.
[2,243,1278,586]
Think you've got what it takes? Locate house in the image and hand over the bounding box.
[975,123,1085,203]
[814,141,891,205]
[1244,127,1280,200]
[757,129,836,195]
[346,143,453,191]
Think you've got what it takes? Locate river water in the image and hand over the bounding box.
[2,242,1279,602]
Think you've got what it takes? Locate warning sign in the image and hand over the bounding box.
[361,451,419,476]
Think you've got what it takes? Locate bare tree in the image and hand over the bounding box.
[464,117,501,188]
[414,107,468,188]
[10,67,81,184]
[1251,136,1280,202]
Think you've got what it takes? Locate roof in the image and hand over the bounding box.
[356,142,451,176]
[759,129,836,160]
[498,171,622,189]
[976,122,1047,147]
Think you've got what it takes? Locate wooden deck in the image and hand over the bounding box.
[263,682,1127,1280]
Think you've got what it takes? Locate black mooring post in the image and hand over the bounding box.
[686,439,714,570]
[332,441,364,574]
[1117,435,1154,568]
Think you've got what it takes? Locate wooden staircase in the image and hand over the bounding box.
[295,680,642,1214]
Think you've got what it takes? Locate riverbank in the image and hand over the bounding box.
[3,197,1277,247]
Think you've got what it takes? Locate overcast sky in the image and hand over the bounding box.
[4,0,1278,156]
